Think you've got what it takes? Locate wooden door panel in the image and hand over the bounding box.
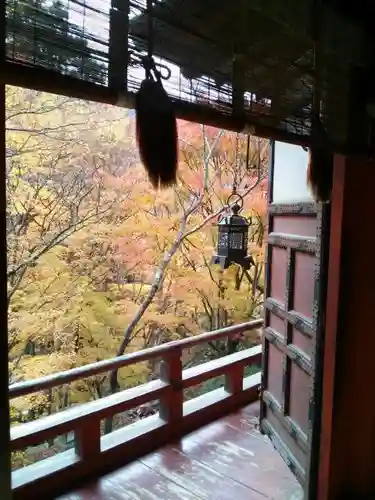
[260,141,329,499]
[272,215,317,236]
[293,252,315,319]
[269,247,288,304]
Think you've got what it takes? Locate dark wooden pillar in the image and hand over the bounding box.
[0,91,12,497]
[1,0,12,495]
[318,154,375,500]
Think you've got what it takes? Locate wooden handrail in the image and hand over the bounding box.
[9,319,263,399]
[10,319,263,500]
[11,345,262,452]
[11,380,169,450]
[182,344,262,388]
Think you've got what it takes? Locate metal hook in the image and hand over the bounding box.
[129,52,172,81]
[142,55,172,81]
[227,192,244,212]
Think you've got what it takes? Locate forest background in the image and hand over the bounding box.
[7,82,268,467]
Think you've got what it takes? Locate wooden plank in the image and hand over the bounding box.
[12,416,168,495]
[224,405,262,436]
[182,346,262,388]
[262,419,305,486]
[177,415,301,499]
[159,347,183,423]
[11,380,168,450]
[12,449,79,491]
[265,298,314,338]
[108,0,129,91]
[1,62,313,149]
[0,78,12,499]
[263,328,313,376]
[75,419,101,461]
[225,363,244,394]
[105,461,201,499]
[9,319,263,399]
[261,139,328,499]
[141,447,265,500]
[175,320,263,350]
[317,155,375,500]
[263,390,308,452]
[268,233,316,252]
[268,203,317,215]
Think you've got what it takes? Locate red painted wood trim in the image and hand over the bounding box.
[9,320,263,399]
[317,155,346,500]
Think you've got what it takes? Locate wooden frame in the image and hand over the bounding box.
[1,1,12,494]
[1,86,12,500]
[108,0,130,92]
[10,319,263,500]
[316,154,375,500]
[260,139,329,499]
[1,61,311,148]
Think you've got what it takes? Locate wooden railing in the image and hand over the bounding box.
[9,319,263,500]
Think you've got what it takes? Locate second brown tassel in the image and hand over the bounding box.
[306,116,333,203]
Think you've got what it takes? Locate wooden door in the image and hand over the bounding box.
[260,140,330,500]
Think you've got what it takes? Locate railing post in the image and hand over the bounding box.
[225,363,244,395]
[75,419,101,461]
[159,346,183,424]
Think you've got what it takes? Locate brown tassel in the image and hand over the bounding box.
[135,77,178,189]
[306,117,333,203]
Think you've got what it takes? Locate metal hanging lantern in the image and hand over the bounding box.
[211,194,254,270]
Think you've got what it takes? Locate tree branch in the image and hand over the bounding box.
[108,129,225,395]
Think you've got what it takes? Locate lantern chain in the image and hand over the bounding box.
[232,132,241,196]
[140,0,173,83]
[146,0,154,62]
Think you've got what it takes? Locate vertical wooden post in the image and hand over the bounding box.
[317,154,375,500]
[232,0,247,119]
[75,420,101,461]
[159,347,183,424]
[225,363,244,395]
[1,0,12,494]
[317,52,375,499]
[0,93,12,498]
[232,54,245,118]
[108,0,129,93]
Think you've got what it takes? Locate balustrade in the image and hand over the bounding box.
[9,319,263,499]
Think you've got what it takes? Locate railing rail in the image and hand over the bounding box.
[10,319,263,500]
[9,319,263,399]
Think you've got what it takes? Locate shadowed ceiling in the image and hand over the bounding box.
[4,0,374,148]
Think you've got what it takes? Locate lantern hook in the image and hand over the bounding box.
[227,192,244,212]
[232,132,241,195]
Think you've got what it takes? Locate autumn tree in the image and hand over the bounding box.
[7,86,268,443]
[100,122,268,433]
[6,86,142,420]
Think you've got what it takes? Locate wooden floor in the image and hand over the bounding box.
[59,403,303,499]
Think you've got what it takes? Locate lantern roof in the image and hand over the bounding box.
[218,214,248,227]
[218,203,249,226]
